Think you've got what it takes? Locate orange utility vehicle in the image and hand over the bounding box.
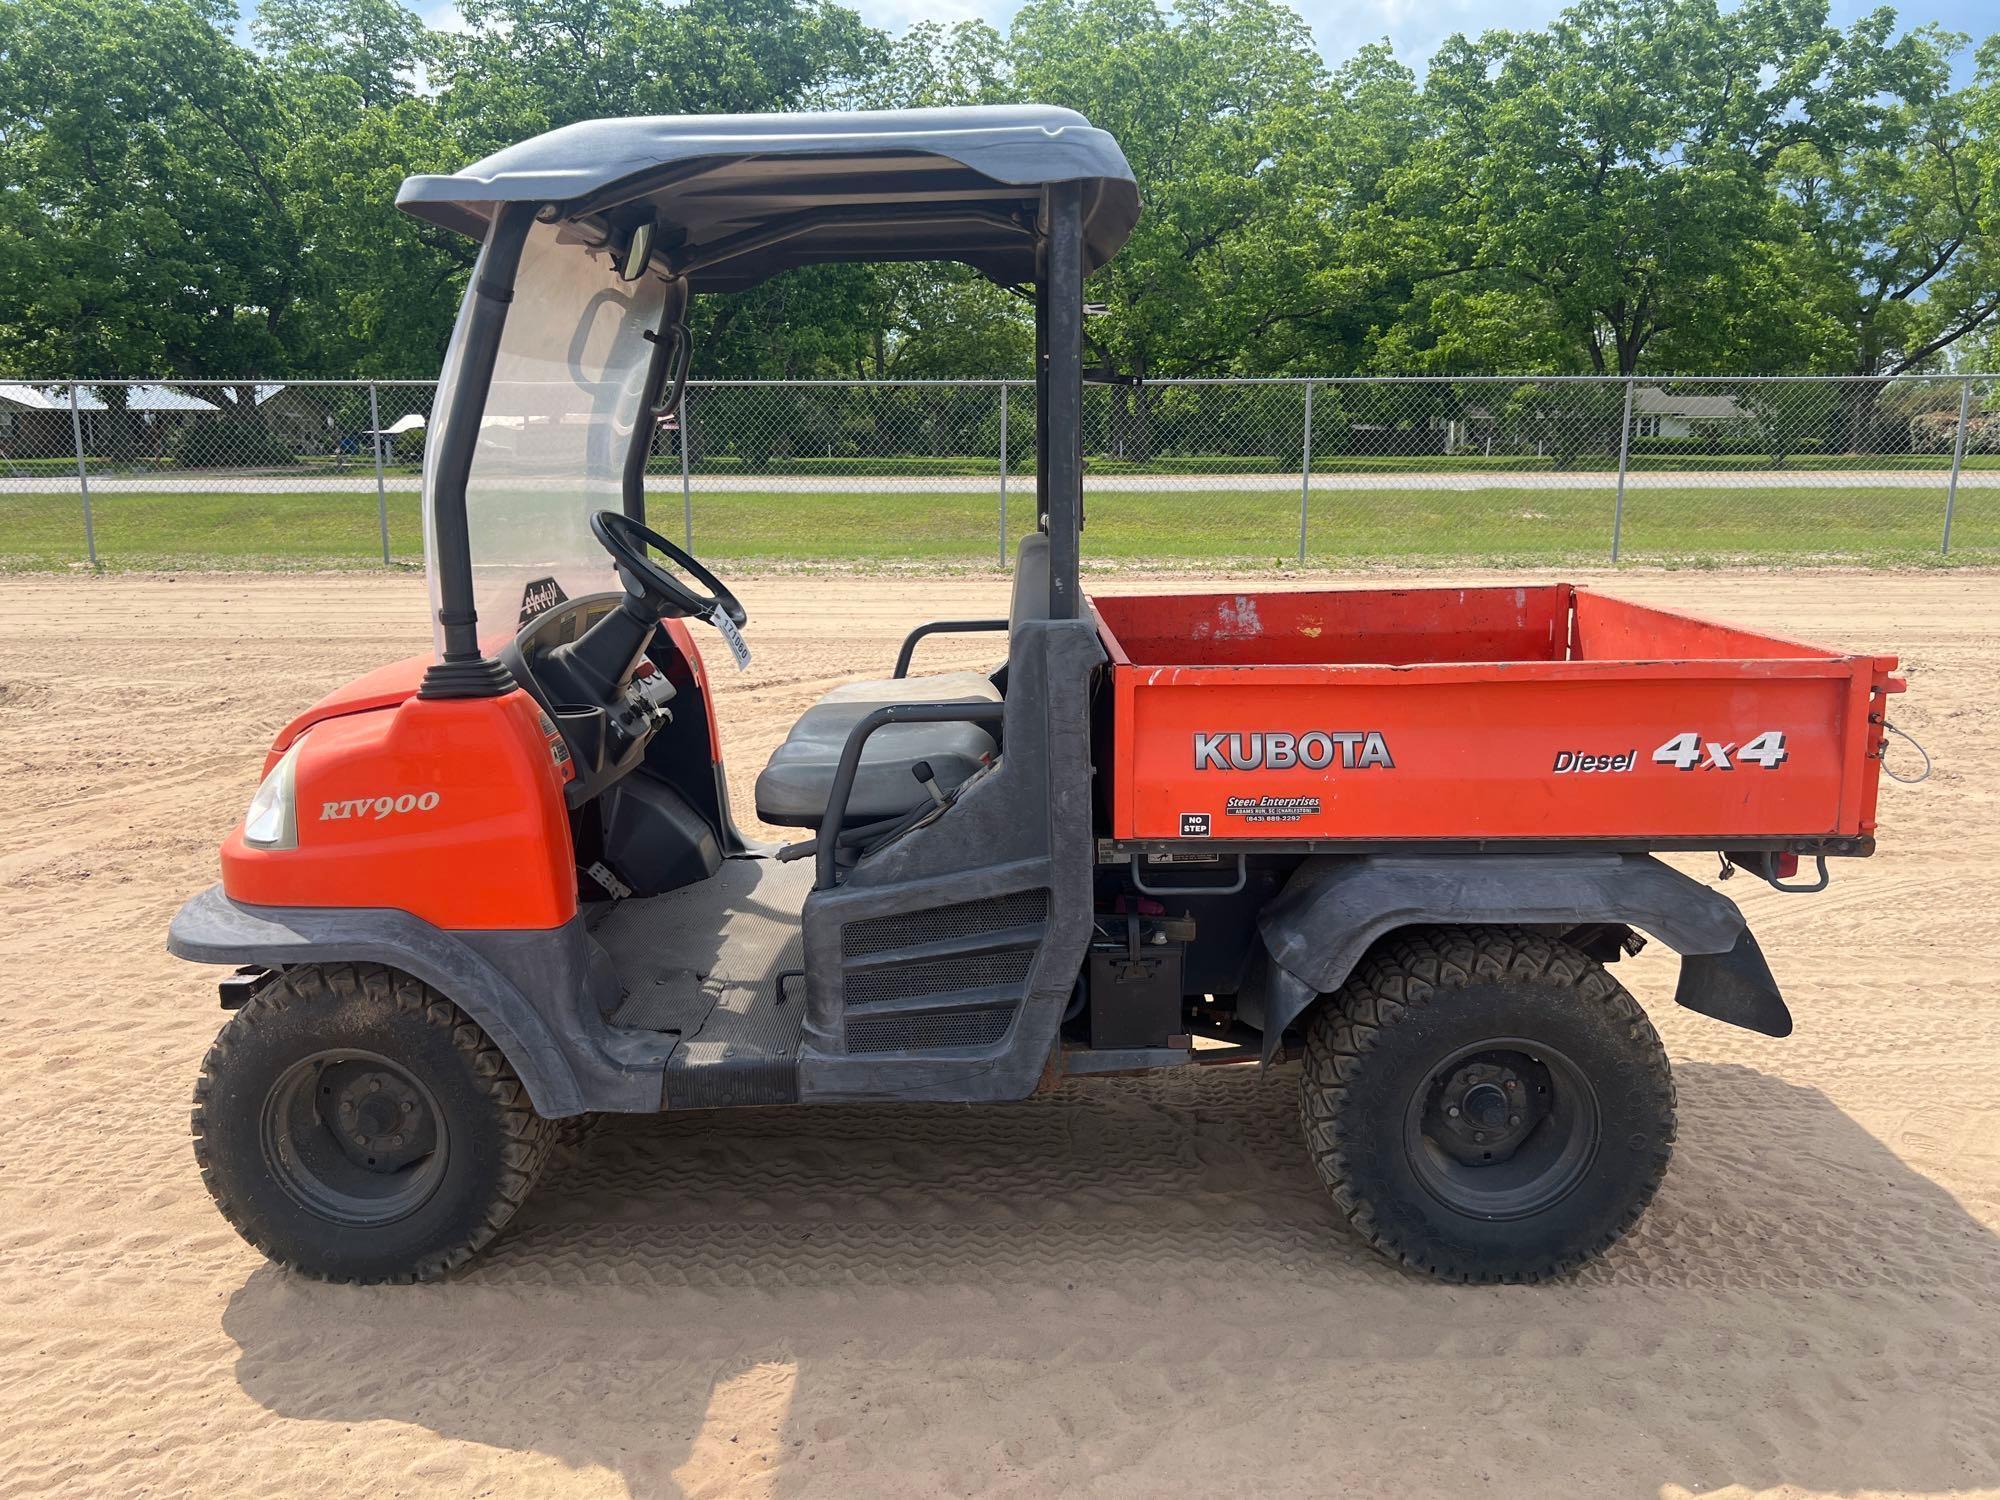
[170,107,1907,1286]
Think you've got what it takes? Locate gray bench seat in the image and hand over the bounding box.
[752,535,1046,830]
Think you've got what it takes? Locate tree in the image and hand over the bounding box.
[1006,0,1340,381]
[0,0,309,378]
[855,267,1032,379]
[274,96,482,377]
[437,0,885,149]
[253,0,431,109]
[1381,0,1953,375]
[1775,25,1998,377]
[0,0,1988,391]
[999,0,1390,463]
[862,19,1007,109]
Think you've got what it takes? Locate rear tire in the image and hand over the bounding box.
[1299,926,1674,1283]
[191,963,552,1283]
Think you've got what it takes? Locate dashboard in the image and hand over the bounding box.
[514,593,624,656]
[500,591,678,806]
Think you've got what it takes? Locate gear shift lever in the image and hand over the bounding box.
[910,760,948,807]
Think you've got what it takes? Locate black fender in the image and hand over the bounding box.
[1251,853,1791,1061]
[167,884,640,1116]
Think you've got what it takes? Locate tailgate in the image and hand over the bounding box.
[1100,587,1901,847]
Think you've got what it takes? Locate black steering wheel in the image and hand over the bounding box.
[590,510,746,627]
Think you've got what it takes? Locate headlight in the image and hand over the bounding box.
[243,739,303,850]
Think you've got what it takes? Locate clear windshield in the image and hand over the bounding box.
[424,221,668,654]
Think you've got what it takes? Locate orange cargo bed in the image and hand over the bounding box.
[1091,584,1902,851]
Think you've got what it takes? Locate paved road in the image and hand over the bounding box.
[5,468,1996,495]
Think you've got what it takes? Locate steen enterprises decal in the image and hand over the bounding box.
[1224,794,1322,824]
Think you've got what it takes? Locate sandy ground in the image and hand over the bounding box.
[1,566,1995,1498]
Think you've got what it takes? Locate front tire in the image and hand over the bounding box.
[1299,926,1674,1283]
[192,963,552,1283]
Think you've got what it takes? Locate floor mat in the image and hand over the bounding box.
[592,856,812,1053]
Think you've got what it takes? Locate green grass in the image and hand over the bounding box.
[0,489,425,570]
[2,482,1994,572]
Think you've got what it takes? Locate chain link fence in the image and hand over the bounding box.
[3,375,1994,571]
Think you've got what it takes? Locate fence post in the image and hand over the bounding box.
[1942,376,1973,556]
[998,381,1010,568]
[678,386,694,552]
[368,381,391,564]
[1609,375,1636,562]
[67,382,97,569]
[1298,380,1314,564]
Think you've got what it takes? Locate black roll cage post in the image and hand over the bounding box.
[808,182,1087,881]
[623,275,693,527]
[418,180,1088,698]
[419,201,537,700]
[1038,180,1085,621]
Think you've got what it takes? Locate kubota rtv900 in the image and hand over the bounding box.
[170,106,1906,1284]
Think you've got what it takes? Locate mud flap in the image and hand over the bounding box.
[1674,926,1792,1038]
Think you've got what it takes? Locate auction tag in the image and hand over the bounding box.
[709,605,752,671]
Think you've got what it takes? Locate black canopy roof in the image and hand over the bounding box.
[397,105,1139,292]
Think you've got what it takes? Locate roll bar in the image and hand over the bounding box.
[1040,181,1084,620]
[418,201,536,699]
[623,277,691,525]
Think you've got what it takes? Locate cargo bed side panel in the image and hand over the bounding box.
[1112,659,1871,843]
[1093,585,1572,668]
[1573,590,1844,663]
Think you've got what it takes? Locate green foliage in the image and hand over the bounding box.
[253,0,431,108]
[0,0,1990,387]
[1498,383,1632,468]
[1006,0,1338,381]
[0,0,307,376]
[168,417,298,469]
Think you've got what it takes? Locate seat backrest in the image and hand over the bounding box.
[1008,531,1051,641]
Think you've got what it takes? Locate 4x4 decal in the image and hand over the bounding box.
[1653,730,1789,771]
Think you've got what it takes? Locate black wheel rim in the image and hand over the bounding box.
[259,1049,448,1226]
[1402,1035,1600,1220]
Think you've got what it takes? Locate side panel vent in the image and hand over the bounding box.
[846,1004,1017,1054]
[845,947,1034,1005]
[842,889,1049,959]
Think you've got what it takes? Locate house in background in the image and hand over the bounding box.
[0,384,219,461]
[1629,387,1747,439]
[0,382,362,466]
[247,384,342,455]
[1437,386,1752,455]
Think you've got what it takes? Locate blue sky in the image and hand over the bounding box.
[406,0,1992,83]
[1329,0,1991,78]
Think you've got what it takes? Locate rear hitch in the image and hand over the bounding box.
[1726,851,1831,894]
[217,966,272,1010]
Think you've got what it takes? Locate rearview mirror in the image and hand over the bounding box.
[619,220,655,282]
